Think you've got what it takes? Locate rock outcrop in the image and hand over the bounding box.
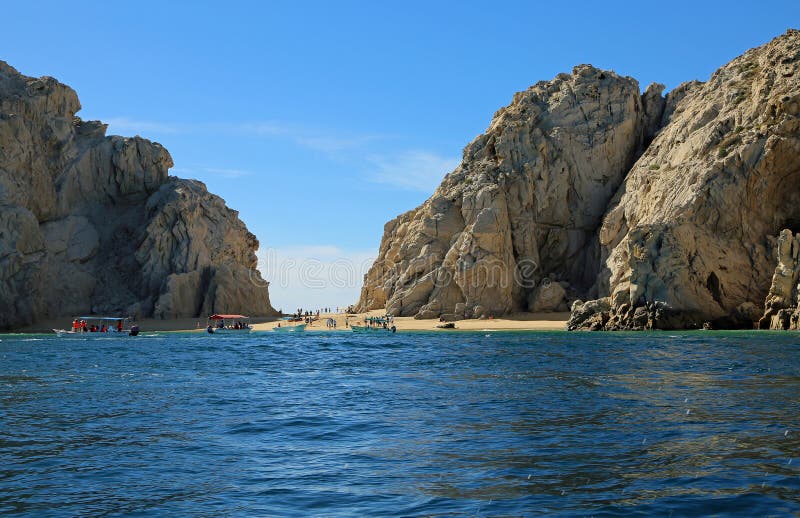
[759,229,800,329]
[0,61,276,329]
[573,29,800,330]
[359,29,800,331]
[358,65,670,319]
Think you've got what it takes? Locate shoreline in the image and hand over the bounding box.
[251,309,570,332]
[5,311,571,334]
[6,311,794,335]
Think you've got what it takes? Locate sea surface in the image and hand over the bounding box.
[1,330,799,516]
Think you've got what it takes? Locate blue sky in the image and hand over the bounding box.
[2,1,797,310]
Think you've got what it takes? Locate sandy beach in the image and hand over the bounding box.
[250,309,569,332]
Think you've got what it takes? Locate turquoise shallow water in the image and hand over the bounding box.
[1,330,799,516]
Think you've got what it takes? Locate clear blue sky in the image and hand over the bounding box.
[2,1,797,310]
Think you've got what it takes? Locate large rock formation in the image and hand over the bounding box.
[0,61,276,329]
[358,65,670,319]
[571,29,800,330]
[359,29,800,330]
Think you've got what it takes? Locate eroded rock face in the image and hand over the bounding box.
[358,65,665,318]
[759,229,800,330]
[578,29,800,330]
[359,30,800,331]
[0,61,276,329]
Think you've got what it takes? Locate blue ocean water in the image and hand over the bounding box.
[1,330,799,516]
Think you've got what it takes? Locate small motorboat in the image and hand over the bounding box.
[351,324,396,333]
[272,324,306,333]
[206,314,252,333]
[53,316,136,337]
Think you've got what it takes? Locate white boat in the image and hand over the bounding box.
[272,324,306,333]
[205,314,252,334]
[53,316,138,337]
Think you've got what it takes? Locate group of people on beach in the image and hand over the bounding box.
[72,319,124,333]
[291,307,342,318]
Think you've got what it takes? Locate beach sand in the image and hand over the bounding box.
[250,309,569,332]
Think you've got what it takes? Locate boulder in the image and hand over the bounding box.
[528,280,567,312]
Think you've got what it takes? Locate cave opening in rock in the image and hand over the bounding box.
[706,272,723,306]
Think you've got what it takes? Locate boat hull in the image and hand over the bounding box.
[351,325,393,333]
[53,329,132,338]
[272,324,306,333]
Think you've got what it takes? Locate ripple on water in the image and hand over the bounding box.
[0,330,799,515]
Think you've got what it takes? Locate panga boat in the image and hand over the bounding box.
[54,316,139,337]
[351,324,396,333]
[272,323,306,333]
[206,314,252,334]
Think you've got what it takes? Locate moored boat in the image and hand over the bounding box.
[206,314,252,334]
[53,316,137,337]
[351,324,396,333]
[272,323,306,333]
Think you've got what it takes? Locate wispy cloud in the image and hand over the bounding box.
[235,121,291,137]
[365,151,459,192]
[203,167,252,178]
[104,117,184,135]
[172,165,254,179]
[232,122,382,153]
[105,117,456,191]
[294,134,381,153]
[103,118,381,153]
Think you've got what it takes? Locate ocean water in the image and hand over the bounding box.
[1,330,799,516]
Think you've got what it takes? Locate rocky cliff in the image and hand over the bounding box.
[358,65,671,319]
[0,61,276,329]
[570,29,800,330]
[358,30,800,330]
